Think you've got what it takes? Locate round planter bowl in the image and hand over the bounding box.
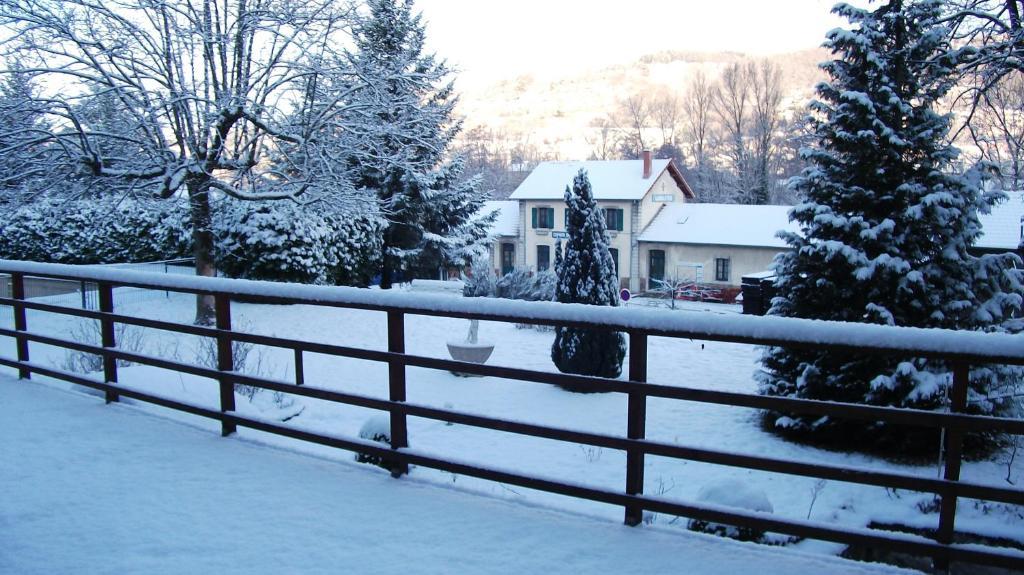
[446,341,495,377]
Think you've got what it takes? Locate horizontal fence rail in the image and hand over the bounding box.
[1,260,1023,572]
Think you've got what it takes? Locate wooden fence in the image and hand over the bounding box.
[1,261,1023,572]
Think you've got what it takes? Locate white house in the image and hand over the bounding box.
[975,191,1024,255]
[488,161,1023,295]
[507,151,695,292]
[637,192,1024,291]
[478,200,520,276]
[637,203,797,289]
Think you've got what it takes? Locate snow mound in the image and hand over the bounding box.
[687,479,774,543]
[696,479,774,513]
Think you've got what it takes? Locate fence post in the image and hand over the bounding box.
[294,348,305,386]
[387,310,409,477]
[215,293,237,437]
[98,283,119,404]
[934,362,969,571]
[624,331,648,526]
[11,273,30,379]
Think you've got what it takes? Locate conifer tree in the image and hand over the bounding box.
[551,170,626,385]
[759,0,1023,453]
[344,0,493,288]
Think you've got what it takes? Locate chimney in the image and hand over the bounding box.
[641,149,652,179]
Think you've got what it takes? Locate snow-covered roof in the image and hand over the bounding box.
[639,203,798,248]
[976,191,1024,250]
[509,159,693,201]
[479,200,518,237]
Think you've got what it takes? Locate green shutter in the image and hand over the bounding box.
[532,207,537,228]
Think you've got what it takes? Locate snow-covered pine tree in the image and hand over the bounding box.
[551,169,626,385]
[344,0,494,288]
[759,0,1024,454]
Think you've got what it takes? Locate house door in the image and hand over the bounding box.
[648,249,665,290]
[501,243,515,275]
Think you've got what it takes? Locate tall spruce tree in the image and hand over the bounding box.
[551,169,626,385]
[344,0,493,288]
[759,0,1024,453]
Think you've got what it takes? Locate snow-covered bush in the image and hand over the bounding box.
[686,479,774,543]
[0,197,191,264]
[493,269,556,302]
[463,257,496,298]
[355,414,397,471]
[550,169,625,383]
[214,202,337,284]
[214,200,383,286]
[329,213,384,287]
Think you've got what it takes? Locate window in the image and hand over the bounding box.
[537,245,550,272]
[604,208,624,231]
[715,258,731,283]
[609,248,619,279]
[501,243,515,275]
[648,250,665,290]
[532,207,554,229]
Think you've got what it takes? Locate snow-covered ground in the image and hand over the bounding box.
[1,285,1021,572]
[0,375,918,575]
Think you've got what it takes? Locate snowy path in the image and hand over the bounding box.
[0,376,917,575]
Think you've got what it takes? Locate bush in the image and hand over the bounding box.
[355,415,399,472]
[0,197,191,263]
[214,200,384,286]
[60,319,148,373]
[494,269,555,302]
[462,257,496,298]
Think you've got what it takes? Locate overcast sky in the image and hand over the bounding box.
[416,0,864,86]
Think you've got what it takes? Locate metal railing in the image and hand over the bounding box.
[1,260,1022,571]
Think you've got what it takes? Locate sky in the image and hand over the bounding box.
[415,0,865,86]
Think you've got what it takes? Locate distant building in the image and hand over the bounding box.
[974,191,1024,257]
[507,151,695,292]
[637,203,797,289]
[483,163,1024,294]
[478,200,520,276]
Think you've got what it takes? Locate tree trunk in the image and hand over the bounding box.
[188,177,217,325]
[380,229,396,290]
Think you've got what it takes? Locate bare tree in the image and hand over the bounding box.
[971,71,1024,188]
[942,1,1024,97]
[0,0,358,323]
[586,117,618,161]
[682,70,717,169]
[0,64,55,204]
[651,90,681,147]
[714,62,755,203]
[613,94,650,158]
[750,60,784,204]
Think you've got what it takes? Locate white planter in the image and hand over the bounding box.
[446,341,495,377]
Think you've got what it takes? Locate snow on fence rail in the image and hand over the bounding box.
[0,259,1022,572]
[0,259,194,311]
